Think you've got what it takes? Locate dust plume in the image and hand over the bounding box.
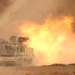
[0,0,75,39]
[0,0,13,14]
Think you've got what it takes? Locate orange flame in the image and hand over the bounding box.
[19,16,74,65]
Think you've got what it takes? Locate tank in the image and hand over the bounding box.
[0,35,35,67]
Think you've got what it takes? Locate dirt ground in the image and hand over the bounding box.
[0,65,75,75]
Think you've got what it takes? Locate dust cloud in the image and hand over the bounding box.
[0,0,75,65]
[0,0,75,39]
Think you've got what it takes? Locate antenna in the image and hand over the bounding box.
[15,21,22,36]
[14,21,22,44]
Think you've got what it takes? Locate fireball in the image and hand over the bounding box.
[19,16,74,65]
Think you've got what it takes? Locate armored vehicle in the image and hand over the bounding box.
[0,35,35,67]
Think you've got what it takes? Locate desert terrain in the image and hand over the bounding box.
[0,64,75,75]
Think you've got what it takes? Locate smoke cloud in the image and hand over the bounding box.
[0,0,75,39]
[0,0,75,65]
[0,0,13,14]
